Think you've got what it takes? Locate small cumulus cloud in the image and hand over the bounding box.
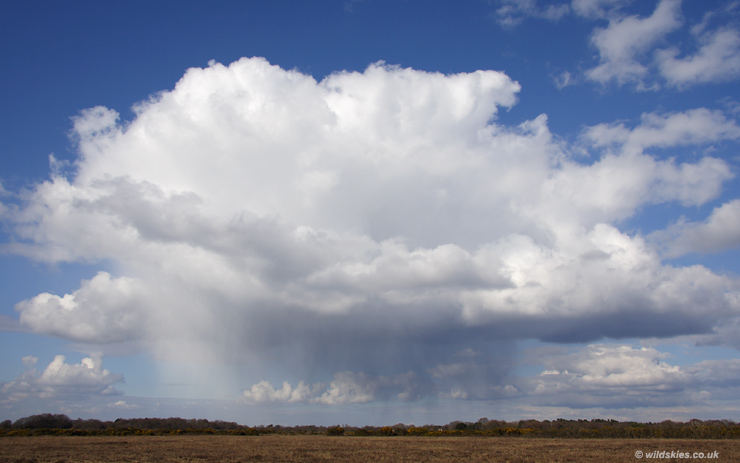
[582,108,740,155]
[108,400,140,410]
[649,199,740,258]
[517,344,740,409]
[14,272,149,343]
[581,0,740,89]
[657,27,740,87]
[502,1,740,90]
[242,371,418,405]
[1,354,123,403]
[656,1,740,87]
[585,0,682,88]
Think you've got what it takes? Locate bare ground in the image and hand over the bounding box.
[1,435,739,463]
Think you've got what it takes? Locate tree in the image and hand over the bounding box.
[13,414,72,429]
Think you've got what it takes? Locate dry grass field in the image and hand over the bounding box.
[1,435,739,463]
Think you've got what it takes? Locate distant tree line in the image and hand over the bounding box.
[2,414,740,439]
[333,418,740,439]
[0,414,258,437]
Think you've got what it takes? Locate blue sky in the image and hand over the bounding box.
[2,0,740,426]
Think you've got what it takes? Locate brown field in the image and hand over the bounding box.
[1,435,739,463]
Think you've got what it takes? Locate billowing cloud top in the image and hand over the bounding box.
[3,57,740,402]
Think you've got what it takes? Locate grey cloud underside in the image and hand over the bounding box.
[2,57,740,403]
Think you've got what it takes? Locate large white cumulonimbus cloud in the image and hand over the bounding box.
[2,57,740,401]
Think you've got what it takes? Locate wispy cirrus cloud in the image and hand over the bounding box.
[494,0,570,27]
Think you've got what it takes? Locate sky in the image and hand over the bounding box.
[1,0,740,426]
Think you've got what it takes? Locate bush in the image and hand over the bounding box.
[326,426,345,436]
[377,426,396,436]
